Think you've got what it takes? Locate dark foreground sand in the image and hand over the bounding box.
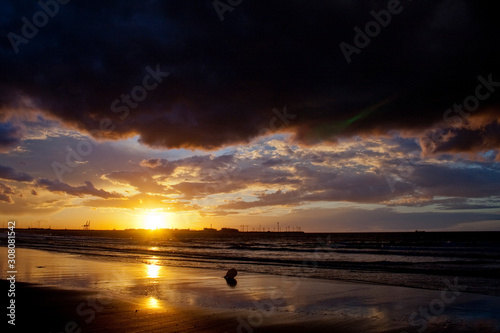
[4,280,241,333]
[2,248,500,333]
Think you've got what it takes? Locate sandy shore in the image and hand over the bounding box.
[2,247,500,332]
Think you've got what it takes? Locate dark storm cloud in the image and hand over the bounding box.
[0,163,34,182]
[36,178,124,199]
[0,122,22,151]
[421,120,500,157]
[1,1,499,150]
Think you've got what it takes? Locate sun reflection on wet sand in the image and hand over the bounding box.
[145,296,161,309]
[147,264,161,279]
[142,260,165,310]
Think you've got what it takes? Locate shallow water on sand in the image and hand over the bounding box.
[2,247,500,333]
[6,230,500,296]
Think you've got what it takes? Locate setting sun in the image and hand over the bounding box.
[144,212,166,230]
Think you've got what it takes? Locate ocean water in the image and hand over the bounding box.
[4,230,500,296]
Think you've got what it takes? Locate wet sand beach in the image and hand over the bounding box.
[3,247,500,332]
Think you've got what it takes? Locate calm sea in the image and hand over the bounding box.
[4,230,500,296]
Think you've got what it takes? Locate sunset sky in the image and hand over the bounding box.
[1,1,499,231]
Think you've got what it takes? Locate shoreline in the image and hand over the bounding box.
[3,227,500,239]
[2,248,500,332]
[4,242,500,297]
